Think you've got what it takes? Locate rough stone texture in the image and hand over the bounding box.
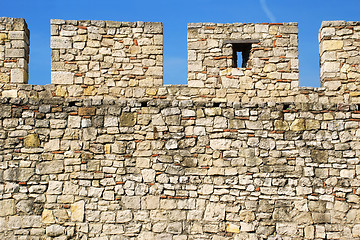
[0,17,359,240]
[51,20,163,88]
[0,17,29,84]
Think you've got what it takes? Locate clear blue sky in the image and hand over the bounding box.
[1,0,359,87]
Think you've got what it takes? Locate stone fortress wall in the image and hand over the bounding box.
[0,17,360,239]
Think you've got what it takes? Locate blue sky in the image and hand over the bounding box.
[1,0,359,87]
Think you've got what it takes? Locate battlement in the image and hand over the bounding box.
[0,17,360,103]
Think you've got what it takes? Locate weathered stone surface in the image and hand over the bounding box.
[46,224,65,237]
[24,133,40,148]
[42,209,56,224]
[120,112,136,127]
[79,107,96,116]
[204,203,225,221]
[51,72,74,84]
[227,223,240,233]
[37,160,64,174]
[4,168,34,181]
[71,200,85,222]
[322,40,343,51]
[290,119,305,131]
[0,199,15,216]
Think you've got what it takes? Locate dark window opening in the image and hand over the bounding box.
[233,43,252,68]
[224,39,260,69]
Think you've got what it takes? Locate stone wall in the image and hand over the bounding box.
[0,17,360,239]
[187,23,299,90]
[320,21,360,94]
[51,19,163,90]
[0,17,29,84]
[1,98,360,239]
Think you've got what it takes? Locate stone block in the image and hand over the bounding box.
[0,73,9,83]
[322,40,344,51]
[24,133,40,148]
[116,210,133,223]
[51,71,74,84]
[0,199,15,216]
[122,196,141,209]
[204,203,225,221]
[144,22,163,34]
[51,36,72,49]
[71,200,85,222]
[6,49,26,58]
[142,196,160,210]
[290,119,305,131]
[227,223,240,233]
[120,112,136,127]
[38,160,64,174]
[4,168,34,182]
[79,107,96,116]
[210,139,232,150]
[46,224,65,237]
[2,90,18,98]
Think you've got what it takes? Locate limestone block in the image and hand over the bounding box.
[79,107,96,116]
[24,133,40,148]
[71,200,85,222]
[204,203,225,221]
[120,112,136,127]
[166,139,178,150]
[340,169,355,178]
[141,169,156,182]
[116,210,133,223]
[290,119,305,131]
[305,120,320,130]
[210,139,231,150]
[0,199,15,216]
[51,36,72,49]
[16,199,34,214]
[104,116,119,127]
[44,139,60,152]
[38,160,64,174]
[6,49,25,58]
[47,181,63,194]
[322,40,344,51]
[46,224,65,237]
[324,80,341,91]
[8,30,27,40]
[22,216,42,228]
[51,71,74,84]
[311,150,328,163]
[353,224,360,238]
[122,196,141,209]
[103,224,125,234]
[274,120,289,130]
[146,67,163,76]
[4,168,34,182]
[322,62,340,73]
[0,73,9,83]
[142,196,160,209]
[227,223,240,233]
[68,115,81,128]
[10,68,27,83]
[144,22,162,34]
[142,46,162,54]
[2,90,18,98]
